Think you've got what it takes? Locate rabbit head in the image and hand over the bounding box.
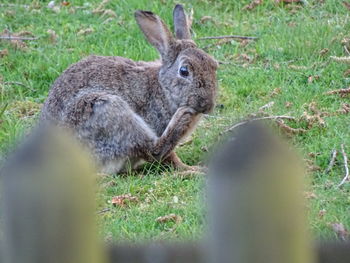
[135,4,218,114]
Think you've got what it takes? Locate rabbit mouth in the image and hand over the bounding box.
[189,97,215,114]
[203,102,215,114]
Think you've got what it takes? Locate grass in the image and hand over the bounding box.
[1,0,350,242]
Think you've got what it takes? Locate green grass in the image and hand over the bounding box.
[1,0,350,242]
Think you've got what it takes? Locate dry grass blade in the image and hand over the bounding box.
[275,119,307,135]
[338,144,349,188]
[4,81,28,88]
[336,103,350,114]
[301,102,327,128]
[204,38,232,49]
[288,65,309,70]
[325,149,337,174]
[259,101,275,111]
[77,28,95,36]
[304,191,317,199]
[217,60,233,65]
[199,15,214,24]
[330,56,350,63]
[92,0,116,17]
[197,35,259,40]
[343,1,350,11]
[224,115,295,133]
[325,88,350,96]
[242,0,263,11]
[47,29,58,43]
[0,49,9,57]
[156,214,182,224]
[3,81,34,92]
[330,223,349,241]
[111,194,139,207]
[319,48,329,56]
[0,103,8,124]
[304,158,321,172]
[344,45,350,56]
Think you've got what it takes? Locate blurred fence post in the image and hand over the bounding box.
[0,126,104,263]
[1,124,350,263]
[207,124,315,263]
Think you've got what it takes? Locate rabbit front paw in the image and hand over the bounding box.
[175,106,196,116]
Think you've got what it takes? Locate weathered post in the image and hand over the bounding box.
[207,123,315,263]
[0,126,104,263]
[1,123,349,263]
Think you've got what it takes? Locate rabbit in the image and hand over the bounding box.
[40,4,218,174]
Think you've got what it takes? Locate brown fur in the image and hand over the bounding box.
[40,5,218,174]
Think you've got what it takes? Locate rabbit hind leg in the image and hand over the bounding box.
[69,93,157,174]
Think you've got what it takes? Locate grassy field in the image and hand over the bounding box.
[1,0,350,242]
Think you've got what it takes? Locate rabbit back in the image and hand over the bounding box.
[41,55,172,136]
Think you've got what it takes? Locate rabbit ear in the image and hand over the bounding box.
[135,10,175,59]
[173,4,191,40]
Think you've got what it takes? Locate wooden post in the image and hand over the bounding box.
[0,126,104,263]
[207,123,315,263]
[316,242,350,263]
[108,243,203,263]
[1,124,349,263]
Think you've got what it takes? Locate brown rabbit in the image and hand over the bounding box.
[40,4,218,174]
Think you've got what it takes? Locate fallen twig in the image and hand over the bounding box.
[0,36,38,41]
[197,35,259,40]
[325,149,337,174]
[0,3,29,9]
[338,144,349,188]
[325,88,350,96]
[96,208,111,215]
[216,61,251,67]
[224,115,295,133]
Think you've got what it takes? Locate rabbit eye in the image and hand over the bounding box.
[179,66,189,77]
